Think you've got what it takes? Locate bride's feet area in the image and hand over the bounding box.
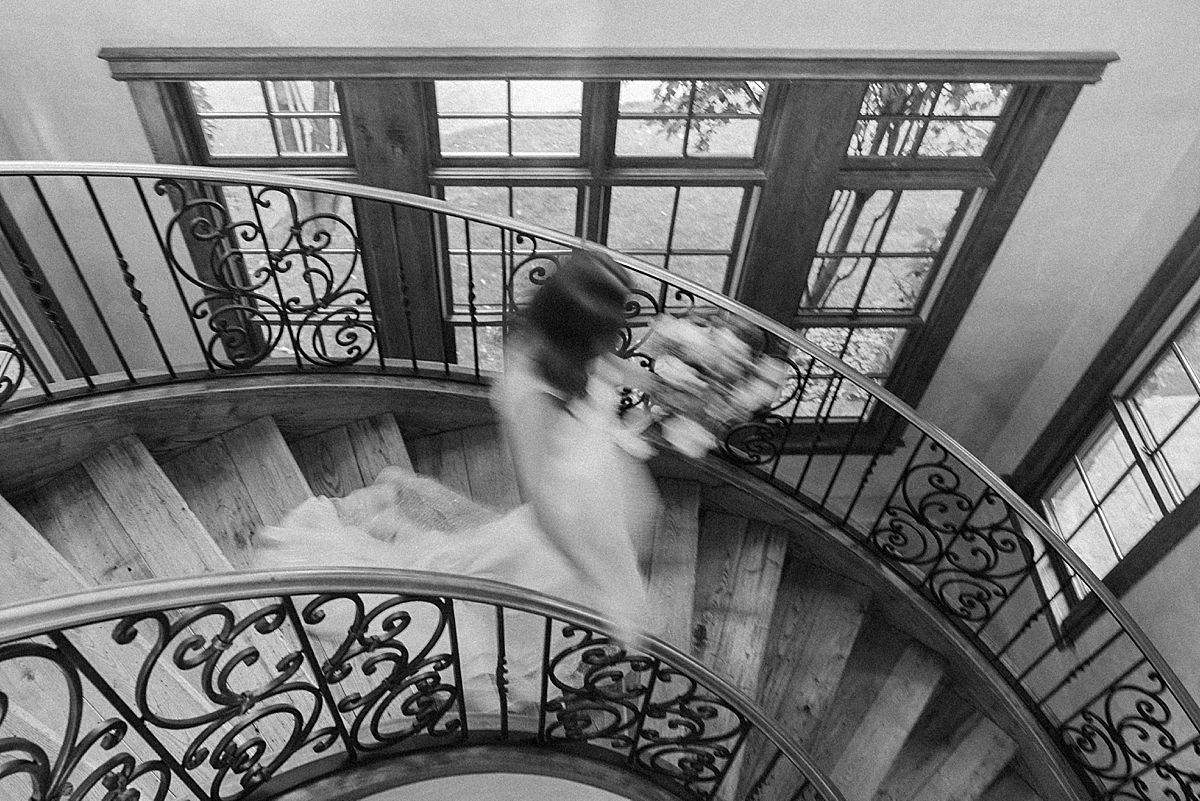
[331,467,501,541]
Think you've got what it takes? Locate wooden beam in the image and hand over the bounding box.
[100,48,1117,84]
[737,81,866,323]
[341,80,449,362]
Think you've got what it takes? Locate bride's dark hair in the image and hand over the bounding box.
[519,248,633,399]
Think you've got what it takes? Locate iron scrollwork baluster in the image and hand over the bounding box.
[113,602,335,801]
[0,640,175,801]
[299,593,462,752]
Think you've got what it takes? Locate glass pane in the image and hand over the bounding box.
[860,82,942,116]
[860,257,936,311]
[885,191,963,252]
[442,187,508,251]
[1101,472,1162,554]
[829,379,873,419]
[607,187,675,250]
[455,324,506,373]
[818,190,897,254]
[250,190,357,250]
[799,327,905,376]
[438,118,508,155]
[202,118,276,156]
[1161,407,1200,497]
[1134,349,1199,444]
[689,81,765,116]
[849,119,923,157]
[619,80,669,113]
[1066,514,1120,581]
[686,118,760,156]
[1078,420,1137,497]
[450,254,504,308]
[671,187,743,251]
[615,119,686,157]
[274,118,346,154]
[190,81,266,113]
[511,187,578,235]
[1047,466,1093,539]
[933,83,1010,116]
[263,81,339,113]
[436,80,508,113]
[1176,312,1200,371]
[510,80,582,114]
[918,121,995,157]
[666,255,728,292]
[510,118,581,155]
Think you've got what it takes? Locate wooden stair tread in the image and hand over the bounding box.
[292,413,412,498]
[907,715,1019,801]
[162,417,312,567]
[408,425,521,512]
[872,684,979,801]
[642,478,700,650]
[830,642,946,800]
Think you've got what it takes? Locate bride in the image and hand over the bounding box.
[251,248,661,704]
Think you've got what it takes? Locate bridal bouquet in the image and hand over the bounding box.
[637,314,788,458]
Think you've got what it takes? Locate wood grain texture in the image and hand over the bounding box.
[692,512,786,693]
[908,716,1018,801]
[460,424,522,511]
[644,479,701,650]
[347,413,414,476]
[291,425,362,499]
[830,643,945,800]
[872,685,980,801]
[408,430,473,499]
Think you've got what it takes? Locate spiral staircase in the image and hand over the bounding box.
[0,163,1193,801]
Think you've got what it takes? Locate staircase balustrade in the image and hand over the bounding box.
[0,163,1194,799]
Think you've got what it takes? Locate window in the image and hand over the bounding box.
[1044,307,1200,605]
[108,49,1104,436]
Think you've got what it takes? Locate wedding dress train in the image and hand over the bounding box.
[250,351,660,706]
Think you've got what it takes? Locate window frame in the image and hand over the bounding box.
[104,47,1112,447]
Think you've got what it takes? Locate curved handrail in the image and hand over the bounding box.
[0,162,1193,798]
[0,568,846,801]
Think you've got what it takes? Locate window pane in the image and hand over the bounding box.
[263,81,340,113]
[618,80,665,113]
[690,80,766,116]
[798,327,906,376]
[671,187,743,251]
[1161,407,1200,497]
[861,257,936,311]
[442,186,508,251]
[932,83,1010,116]
[851,82,1009,158]
[509,80,582,114]
[615,119,686,157]
[450,254,504,309]
[1066,514,1120,583]
[436,80,507,113]
[510,118,580,156]
[1101,471,1162,554]
[511,187,578,236]
[190,81,266,113]
[1047,466,1093,539]
[885,190,963,252]
[1176,312,1200,371]
[1133,349,1199,444]
[666,255,728,293]
[607,187,675,250]
[202,118,277,156]
[918,120,996,157]
[274,118,346,154]
[1078,420,1138,497]
[438,118,507,155]
[686,118,760,157]
[455,324,505,373]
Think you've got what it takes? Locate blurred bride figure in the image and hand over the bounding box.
[252,247,659,705]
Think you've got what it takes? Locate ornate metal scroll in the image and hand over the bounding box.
[0,640,176,801]
[114,601,336,801]
[1059,660,1199,798]
[298,593,463,751]
[155,179,374,370]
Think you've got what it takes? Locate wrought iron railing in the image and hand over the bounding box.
[0,569,842,801]
[0,163,1195,800]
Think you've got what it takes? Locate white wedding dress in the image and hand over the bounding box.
[250,349,659,705]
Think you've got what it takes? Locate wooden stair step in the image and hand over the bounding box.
[0,492,196,794]
[691,511,787,693]
[738,558,870,801]
[408,425,522,512]
[641,478,700,650]
[980,767,1042,801]
[871,683,979,801]
[13,435,330,773]
[907,715,1019,801]
[162,416,312,567]
[830,642,946,800]
[291,413,413,499]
